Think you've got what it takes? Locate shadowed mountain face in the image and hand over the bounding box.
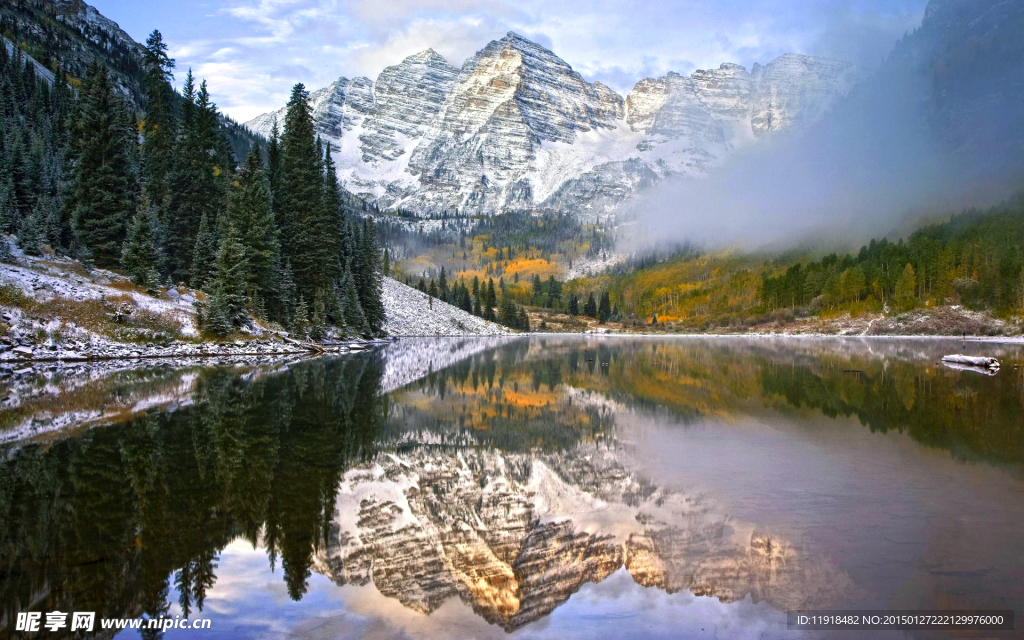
[2,337,1024,637]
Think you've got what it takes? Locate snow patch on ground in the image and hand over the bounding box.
[382,277,511,337]
[0,251,199,336]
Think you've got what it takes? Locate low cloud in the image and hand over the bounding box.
[618,55,1013,254]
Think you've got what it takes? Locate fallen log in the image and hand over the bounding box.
[281,335,325,354]
[941,354,1000,369]
[941,361,999,376]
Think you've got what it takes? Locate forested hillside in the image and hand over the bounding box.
[0,30,384,338]
[518,198,1024,333]
[1,1,261,157]
[760,197,1024,315]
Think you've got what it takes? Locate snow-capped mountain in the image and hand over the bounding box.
[246,33,859,217]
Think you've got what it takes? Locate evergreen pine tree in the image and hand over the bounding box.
[292,296,309,336]
[207,225,249,334]
[517,307,530,331]
[69,62,137,267]
[191,212,217,290]
[353,218,384,334]
[598,291,612,323]
[498,295,518,328]
[0,178,18,234]
[315,142,342,288]
[438,266,449,302]
[584,293,597,317]
[122,205,162,289]
[484,278,497,321]
[275,259,298,328]
[266,118,283,210]
[309,296,327,340]
[141,30,177,224]
[167,74,229,283]
[17,198,46,255]
[278,83,322,299]
[568,293,579,316]
[339,268,368,334]
[229,145,278,306]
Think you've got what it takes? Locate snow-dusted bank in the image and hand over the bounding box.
[0,250,508,369]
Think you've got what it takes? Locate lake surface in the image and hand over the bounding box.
[2,336,1023,639]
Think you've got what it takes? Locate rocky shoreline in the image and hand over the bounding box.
[0,334,392,373]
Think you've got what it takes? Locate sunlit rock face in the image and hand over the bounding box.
[315,445,851,630]
[403,32,627,214]
[246,34,858,218]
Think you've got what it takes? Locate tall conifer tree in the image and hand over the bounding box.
[278,83,321,299]
[141,30,176,225]
[167,74,228,283]
[69,62,138,266]
[122,205,162,288]
[206,225,249,335]
[229,145,278,309]
[353,218,384,334]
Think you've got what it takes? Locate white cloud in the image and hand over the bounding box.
[157,0,927,122]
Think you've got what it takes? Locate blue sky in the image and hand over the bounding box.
[90,0,928,123]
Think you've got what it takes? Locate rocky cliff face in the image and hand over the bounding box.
[1,0,147,104]
[313,445,850,630]
[401,33,626,214]
[246,33,859,219]
[749,54,860,136]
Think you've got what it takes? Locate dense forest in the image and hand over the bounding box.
[760,197,1024,315]
[0,31,384,337]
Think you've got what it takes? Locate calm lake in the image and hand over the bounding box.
[2,337,1023,639]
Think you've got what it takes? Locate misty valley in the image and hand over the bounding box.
[2,337,1023,638]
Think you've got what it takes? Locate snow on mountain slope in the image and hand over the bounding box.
[246,33,859,218]
[382,277,511,337]
[246,51,459,204]
[2,38,56,85]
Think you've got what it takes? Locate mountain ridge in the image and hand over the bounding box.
[245,33,860,218]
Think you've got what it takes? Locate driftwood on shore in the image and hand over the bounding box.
[281,335,326,354]
[941,354,1000,369]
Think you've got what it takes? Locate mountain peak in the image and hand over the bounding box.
[496,31,553,55]
[404,48,449,65]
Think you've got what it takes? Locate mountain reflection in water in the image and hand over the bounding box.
[1,337,1022,639]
